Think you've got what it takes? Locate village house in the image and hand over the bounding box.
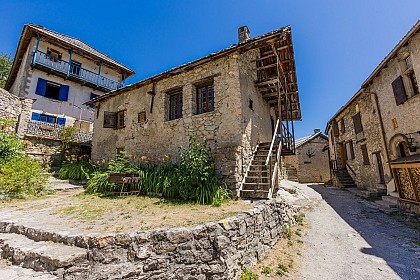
[87,25,302,199]
[4,24,134,138]
[283,129,330,183]
[326,20,420,212]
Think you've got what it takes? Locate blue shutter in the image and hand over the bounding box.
[58,85,69,101]
[31,112,41,121]
[57,117,66,125]
[35,78,47,96]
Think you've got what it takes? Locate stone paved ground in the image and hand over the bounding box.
[291,183,420,280]
[0,259,57,280]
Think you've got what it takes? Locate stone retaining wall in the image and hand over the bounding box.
[0,199,298,279]
[0,88,33,135]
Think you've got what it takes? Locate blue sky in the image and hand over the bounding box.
[1,0,419,138]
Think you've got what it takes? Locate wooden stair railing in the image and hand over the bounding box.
[237,143,260,198]
[265,119,281,199]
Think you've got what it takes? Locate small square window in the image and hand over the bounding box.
[196,82,214,114]
[138,111,147,123]
[168,89,183,120]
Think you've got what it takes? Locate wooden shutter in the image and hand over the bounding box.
[352,112,363,134]
[361,144,369,165]
[58,85,69,101]
[339,119,345,134]
[57,117,66,126]
[392,76,407,105]
[35,78,47,96]
[31,112,41,121]
[332,121,339,137]
[103,111,117,128]
[346,141,355,160]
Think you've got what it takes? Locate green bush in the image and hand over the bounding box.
[58,159,95,181]
[0,131,24,160]
[240,269,258,280]
[0,156,48,197]
[84,137,232,205]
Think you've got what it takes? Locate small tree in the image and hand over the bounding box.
[0,53,13,88]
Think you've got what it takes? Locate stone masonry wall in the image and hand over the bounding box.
[92,50,274,190]
[0,200,298,280]
[296,136,330,183]
[365,32,420,161]
[0,88,33,136]
[330,91,388,190]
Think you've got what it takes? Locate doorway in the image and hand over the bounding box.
[373,152,385,184]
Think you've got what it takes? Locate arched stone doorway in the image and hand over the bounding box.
[389,134,409,160]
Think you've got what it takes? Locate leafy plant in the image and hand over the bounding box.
[240,269,258,280]
[85,171,117,194]
[0,130,24,160]
[0,156,48,197]
[276,262,289,276]
[58,159,95,181]
[261,266,273,275]
[58,126,78,151]
[0,53,13,88]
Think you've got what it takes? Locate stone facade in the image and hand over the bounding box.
[0,199,298,280]
[92,47,276,189]
[283,132,330,183]
[0,88,33,136]
[326,20,420,204]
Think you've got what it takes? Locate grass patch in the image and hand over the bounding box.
[240,269,258,280]
[276,261,289,276]
[387,212,420,232]
[296,213,305,225]
[261,266,272,276]
[285,188,297,194]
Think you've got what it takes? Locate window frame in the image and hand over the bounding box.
[361,144,370,165]
[138,111,147,124]
[168,89,183,120]
[117,110,126,129]
[196,82,214,115]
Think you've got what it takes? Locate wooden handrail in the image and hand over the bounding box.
[346,162,356,176]
[266,119,280,166]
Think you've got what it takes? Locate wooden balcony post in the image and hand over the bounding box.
[67,48,72,77]
[97,61,102,86]
[32,34,41,65]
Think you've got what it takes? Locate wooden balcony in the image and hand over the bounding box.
[25,120,92,143]
[32,50,123,92]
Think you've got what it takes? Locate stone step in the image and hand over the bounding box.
[382,195,399,204]
[375,200,398,209]
[240,189,269,199]
[0,233,88,273]
[0,259,58,280]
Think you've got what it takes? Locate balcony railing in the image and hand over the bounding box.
[25,120,93,143]
[33,50,123,91]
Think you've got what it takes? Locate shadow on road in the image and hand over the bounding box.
[308,184,419,280]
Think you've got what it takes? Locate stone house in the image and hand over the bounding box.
[326,20,420,211]
[283,129,330,183]
[4,24,134,135]
[88,26,302,198]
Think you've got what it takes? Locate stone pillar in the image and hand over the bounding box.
[16,98,35,137]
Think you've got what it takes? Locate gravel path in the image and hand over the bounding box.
[294,184,420,280]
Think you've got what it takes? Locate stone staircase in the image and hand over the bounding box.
[374,192,399,212]
[335,169,357,188]
[240,142,274,199]
[285,166,298,182]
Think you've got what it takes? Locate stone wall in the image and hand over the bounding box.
[365,32,420,161]
[0,88,33,136]
[1,200,298,280]
[295,136,330,183]
[92,49,274,190]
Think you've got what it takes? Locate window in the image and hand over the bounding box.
[31,112,66,125]
[117,110,125,129]
[394,55,419,104]
[332,121,339,137]
[168,89,183,120]
[196,82,214,114]
[138,111,147,123]
[103,111,117,128]
[46,48,62,62]
[70,60,81,76]
[352,112,363,134]
[89,93,98,109]
[345,140,355,160]
[361,144,370,165]
[35,78,69,101]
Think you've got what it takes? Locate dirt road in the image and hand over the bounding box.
[294,184,420,280]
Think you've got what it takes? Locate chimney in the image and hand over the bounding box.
[238,26,250,44]
[314,128,321,134]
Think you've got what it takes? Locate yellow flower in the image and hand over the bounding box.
[140,155,147,161]
[229,169,234,174]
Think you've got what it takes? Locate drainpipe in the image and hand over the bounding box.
[32,34,41,65]
[369,91,392,177]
